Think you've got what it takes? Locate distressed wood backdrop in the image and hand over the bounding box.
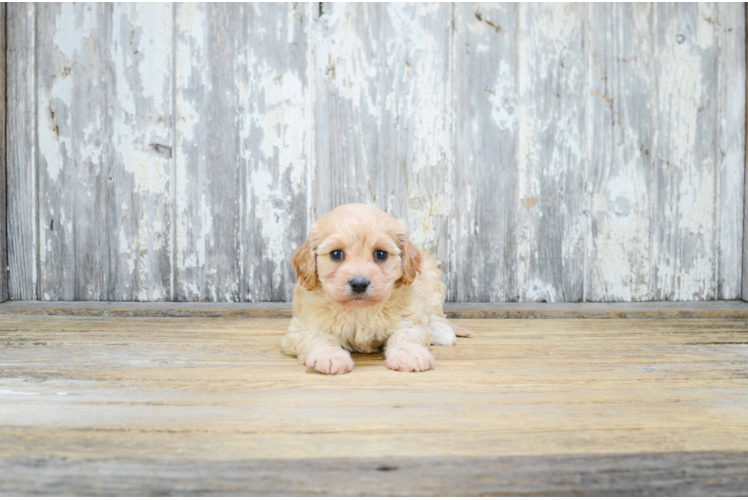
[5,3,747,302]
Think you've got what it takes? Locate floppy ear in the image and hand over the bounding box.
[397,234,423,286]
[292,240,318,290]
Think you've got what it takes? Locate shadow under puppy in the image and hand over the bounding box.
[281,203,470,374]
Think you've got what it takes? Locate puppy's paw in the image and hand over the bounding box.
[429,322,456,346]
[450,321,472,337]
[305,346,354,375]
[386,344,435,372]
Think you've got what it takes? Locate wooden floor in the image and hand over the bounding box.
[1,306,747,495]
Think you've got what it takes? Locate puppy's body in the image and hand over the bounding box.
[281,204,469,374]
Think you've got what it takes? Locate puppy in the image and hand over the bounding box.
[281,203,470,374]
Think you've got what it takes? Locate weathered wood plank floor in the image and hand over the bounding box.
[1,309,747,495]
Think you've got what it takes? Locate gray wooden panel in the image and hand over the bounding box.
[10,3,173,302]
[4,2,747,303]
[108,4,173,301]
[174,3,311,302]
[314,3,453,270]
[653,4,721,301]
[587,4,656,301]
[738,3,748,302]
[239,3,312,302]
[0,3,7,303]
[513,3,587,302]
[716,4,746,300]
[2,452,747,496]
[174,3,243,301]
[6,3,37,301]
[37,3,111,300]
[451,3,518,302]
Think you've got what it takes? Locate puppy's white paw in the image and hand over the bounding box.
[305,346,354,375]
[429,322,456,346]
[386,344,435,372]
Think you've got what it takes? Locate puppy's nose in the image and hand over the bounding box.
[349,276,370,294]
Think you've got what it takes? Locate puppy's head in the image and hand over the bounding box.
[292,204,422,307]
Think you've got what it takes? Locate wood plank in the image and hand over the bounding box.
[36,3,111,300]
[6,3,37,300]
[108,3,173,301]
[239,3,312,302]
[653,4,720,300]
[0,3,7,303]
[1,452,746,496]
[717,4,746,299]
[587,4,655,301]
[174,3,243,301]
[3,300,748,319]
[314,3,453,271]
[514,4,587,302]
[174,4,313,302]
[451,3,518,302]
[742,3,748,302]
[0,315,746,494]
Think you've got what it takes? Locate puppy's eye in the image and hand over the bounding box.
[330,250,344,261]
[374,250,388,262]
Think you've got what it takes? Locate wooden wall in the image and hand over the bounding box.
[0,3,7,302]
[5,3,747,302]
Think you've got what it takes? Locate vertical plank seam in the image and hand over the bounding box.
[306,2,314,235]
[105,3,113,300]
[740,1,747,298]
[583,3,593,302]
[1,3,7,302]
[238,4,244,301]
[447,2,456,302]
[743,1,748,300]
[506,3,519,303]
[650,4,660,300]
[33,4,39,300]
[237,4,244,302]
[307,4,318,257]
[169,2,177,302]
[513,3,523,302]
[714,3,722,299]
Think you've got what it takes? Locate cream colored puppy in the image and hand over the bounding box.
[281,203,470,374]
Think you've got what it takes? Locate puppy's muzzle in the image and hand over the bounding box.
[349,276,370,294]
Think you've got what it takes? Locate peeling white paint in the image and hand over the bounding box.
[0,389,40,396]
[9,2,746,303]
[53,3,95,60]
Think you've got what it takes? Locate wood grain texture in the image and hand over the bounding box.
[514,3,587,302]
[588,4,655,302]
[2,452,747,496]
[718,4,746,300]
[37,3,111,300]
[6,3,37,300]
[108,3,173,301]
[0,315,747,494]
[653,4,719,301]
[174,3,242,301]
[3,300,748,319]
[0,3,7,303]
[174,3,312,302]
[239,3,312,302]
[3,3,747,303]
[451,3,518,302]
[742,3,748,303]
[314,3,453,270]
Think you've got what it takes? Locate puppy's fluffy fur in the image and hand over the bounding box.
[281,203,469,374]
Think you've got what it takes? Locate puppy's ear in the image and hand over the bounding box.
[292,240,318,290]
[397,233,422,286]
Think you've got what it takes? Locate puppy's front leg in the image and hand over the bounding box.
[385,327,435,372]
[281,329,354,375]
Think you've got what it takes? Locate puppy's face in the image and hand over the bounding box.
[292,204,422,307]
